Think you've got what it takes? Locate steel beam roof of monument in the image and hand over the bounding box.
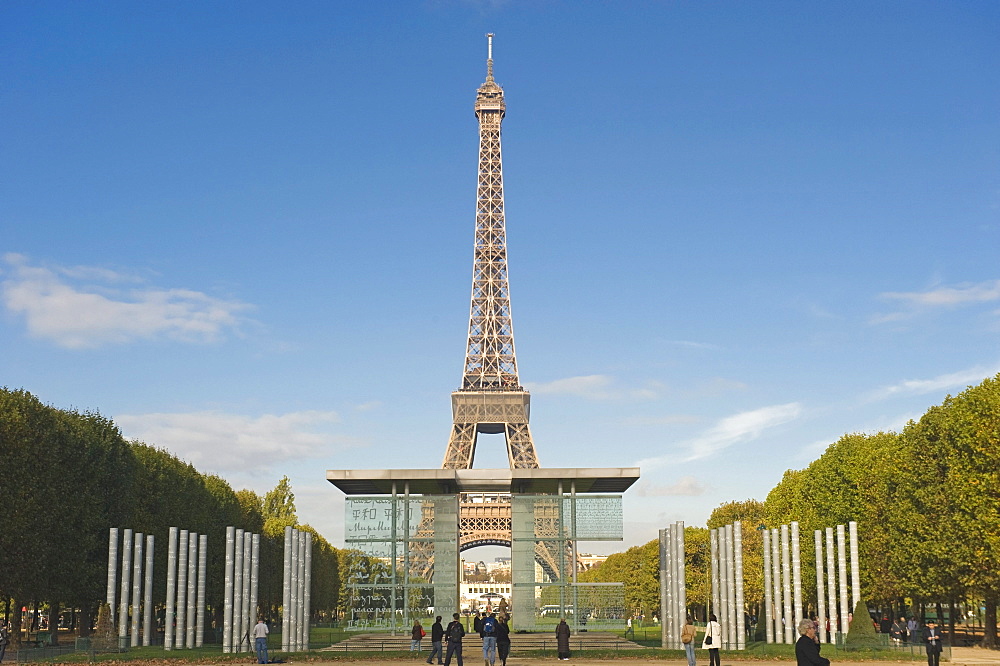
[326,467,640,495]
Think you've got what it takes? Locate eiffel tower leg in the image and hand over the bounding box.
[505,422,539,468]
[443,423,477,469]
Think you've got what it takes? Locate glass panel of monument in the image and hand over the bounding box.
[345,494,459,631]
[511,494,625,632]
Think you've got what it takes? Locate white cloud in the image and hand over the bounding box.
[526,374,614,398]
[622,414,700,427]
[881,280,1000,306]
[525,375,660,401]
[1,253,252,348]
[662,339,721,350]
[636,476,707,497]
[637,402,802,468]
[869,364,1000,401]
[873,279,1000,323]
[116,409,363,473]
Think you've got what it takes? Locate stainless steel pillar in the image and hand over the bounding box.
[659,528,668,648]
[762,528,774,643]
[175,529,188,649]
[791,521,802,631]
[223,526,235,653]
[290,528,300,651]
[814,530,827,644]
[734,522,745,649]
[250,533,260,628]
[242,530,252,649]
[197,533,207,647]
[825,527,836,640]
[724,524,735,648]
[303,532,313,650]
[131,532,143,647]
[118,528,133,640]
[106,528,118,619]
[781,524,792,643]
[676,523,686,643]
[143,534,154,646]
[848,521,861,616]
[282,526,292,653]
[165,526,178,651]
[770,528,782,642]
[233,529,244,651]
[837,524,849,633]
[186,533,197,648]
[709,528,720,624]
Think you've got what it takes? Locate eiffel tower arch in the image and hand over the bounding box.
[328,35,638,634]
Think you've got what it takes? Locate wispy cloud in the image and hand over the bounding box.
[636,476,707,497]
[868,364,1000,401]
[662,339,721,350]
[525,375,660,401]
[1,253,252,348]
[637,402,802,468]
[622,414,700,427]
[873,279,1000,323]
[116,409,363,473]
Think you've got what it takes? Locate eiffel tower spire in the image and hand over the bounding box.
[442,34,540,470]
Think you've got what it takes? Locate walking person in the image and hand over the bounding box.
[412,620,425,652]
[922,619,943,666]
[0,623,10,664]
[427,616,445,665]
[891,616,906,644]
[555,618,571,660]
[795,618,829,666]
[681,616,697,666]
[481,612,498,666]
[496,614,511,666]
[702,613,721,666]
[252,617,269,664]
[444,613,465,666]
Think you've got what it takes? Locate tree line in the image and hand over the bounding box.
[579,373,1000,648]
[0,388,358,648]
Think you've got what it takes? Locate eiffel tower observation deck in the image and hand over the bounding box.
[328,35,638,634]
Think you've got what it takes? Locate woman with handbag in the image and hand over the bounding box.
[411,620,425,652]
[702,613,721,666]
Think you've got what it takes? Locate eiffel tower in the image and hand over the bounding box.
[439,35,568,585]
[443,35,540,472]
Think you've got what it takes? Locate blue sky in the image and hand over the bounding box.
[3,1,999,555]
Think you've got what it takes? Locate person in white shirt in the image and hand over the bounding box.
[252,618,270,664]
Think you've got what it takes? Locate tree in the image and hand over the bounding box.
[895,375,1000,647]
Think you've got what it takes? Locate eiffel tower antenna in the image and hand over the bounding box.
[442,33,540,470]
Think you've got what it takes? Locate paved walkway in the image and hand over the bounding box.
[950,646,1000,665]
[238,645,1000,666]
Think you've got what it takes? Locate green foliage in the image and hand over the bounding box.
[845,599,878,646]
[92,603,116,650]
[0,388,341,623]
[578,540,659,617]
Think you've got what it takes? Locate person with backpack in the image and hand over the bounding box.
[481,612,498,666]
[444,613,466,666]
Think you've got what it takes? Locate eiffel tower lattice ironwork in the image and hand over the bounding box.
[443,34,540,472]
